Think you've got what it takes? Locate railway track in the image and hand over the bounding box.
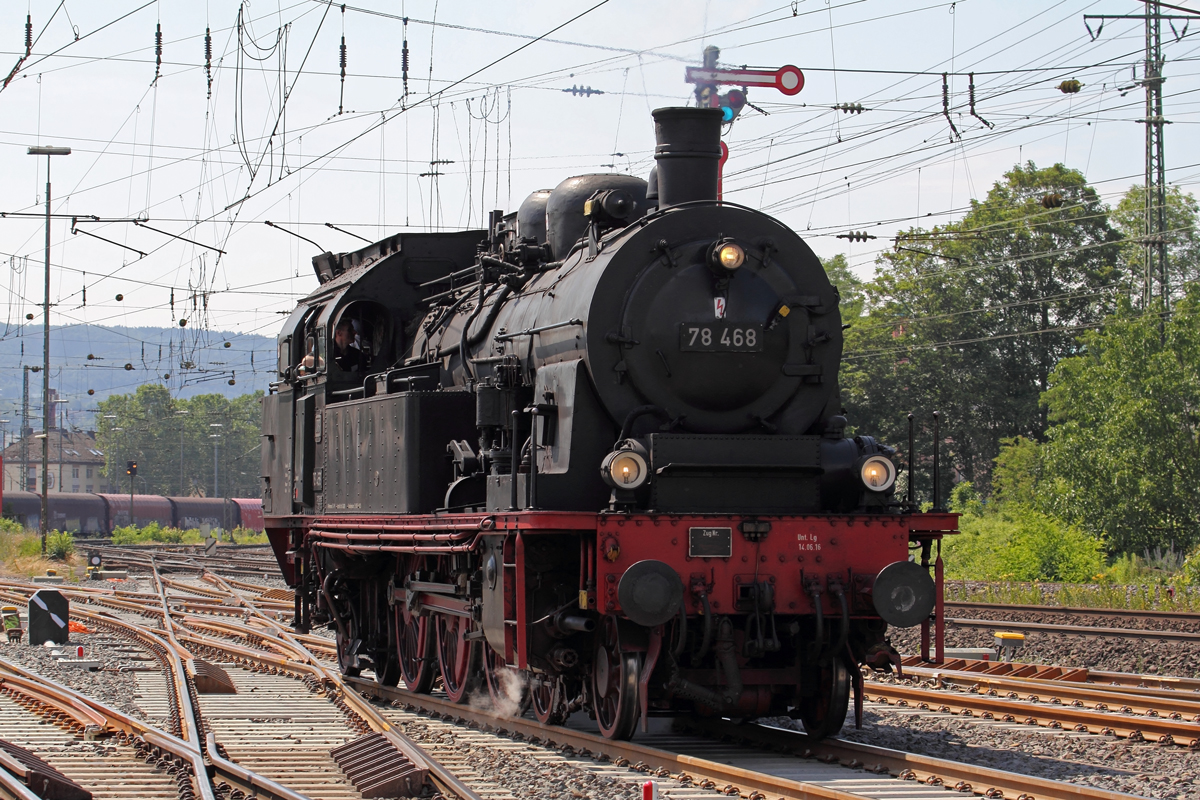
[351,674,1145,800]
[137,573,1173,799]
[0,565,1176,800]
[944,618,1200,643]
[945,602,1200,627]
[0,573,478,800]
[163,575,1151,800]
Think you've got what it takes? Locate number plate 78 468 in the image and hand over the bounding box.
[679,323,764,352]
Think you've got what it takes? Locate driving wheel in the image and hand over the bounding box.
[483,643,528,714]
[531,675,570,725]
[394,564,437,693]
[435,614,479,704]
[591,615,640,740]
[797,659,851,739]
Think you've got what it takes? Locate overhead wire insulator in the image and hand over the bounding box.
[968,73,993,130]
[204,27,212,98]
[154,23,162,83]
[401,17,409,102]
[1041,193,1064,209]
[25,14,32,56]
[338,4,347,115]
[1058,79,1083,94]
[338,35,347,115]
[836,231,878,243]
[834,102,865,114]
[942,72,961,141]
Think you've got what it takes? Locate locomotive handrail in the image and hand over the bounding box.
[653,462,824,474]
[493,317,583,341]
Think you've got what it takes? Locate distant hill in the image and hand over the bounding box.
[0,324,277,422]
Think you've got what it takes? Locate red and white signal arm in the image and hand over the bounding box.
[774,65,804,95]
[684,64,805,96]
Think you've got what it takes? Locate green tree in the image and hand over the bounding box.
[1035,286,1200,554]
[841,162,1122,498]
[95,385,263,499]
[1111,184,1200,303]
[821,253,865,322]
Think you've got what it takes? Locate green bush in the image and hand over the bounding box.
[45,531,74,560]
[228,526,268,545]
[1179,546,1200,587]
[111,522,205,545]
[16,537,41,558]
[943,485,1105,582]
[0,517,25,535]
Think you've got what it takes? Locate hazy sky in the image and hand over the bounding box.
[0,0,1194,405]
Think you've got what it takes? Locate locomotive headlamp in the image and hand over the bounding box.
[859,455,897,492]
[601,448,649,490]
[709,240,745,271]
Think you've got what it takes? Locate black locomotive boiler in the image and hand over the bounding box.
[262,107,958,740]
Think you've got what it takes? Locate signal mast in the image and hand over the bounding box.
[685,46,805,198]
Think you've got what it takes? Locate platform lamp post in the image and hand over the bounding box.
[126,460,137,527]
[209,424,223,498]
[28,145,70,555]
[176,410,189,495]
[0,420,9,488]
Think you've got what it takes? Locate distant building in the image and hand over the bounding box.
[1,429,111,494]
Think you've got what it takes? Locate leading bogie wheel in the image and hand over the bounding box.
[592,615,640,740]
[436,614,480,704]
[797,659,851,739]
[531,675,570,726]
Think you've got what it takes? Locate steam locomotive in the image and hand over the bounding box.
[262,107,957,740]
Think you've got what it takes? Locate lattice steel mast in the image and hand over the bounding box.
[1086,2,1197,311]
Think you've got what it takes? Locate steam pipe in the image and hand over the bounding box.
[672,602,688,659]
[618,404,670,443]
[713,616,743,704]
[828,582,850,660]
[807,583,824,661]
[693,589,713,660]
[320,571,349,643]
[551,612,596,635]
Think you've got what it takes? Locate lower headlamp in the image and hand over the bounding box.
[601,449,649,490]
[859,455,897,492]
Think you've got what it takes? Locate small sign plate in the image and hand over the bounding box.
[689,527,733,558]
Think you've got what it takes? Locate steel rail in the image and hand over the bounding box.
[0,585,308,800]
[904,656,1200,696]
[677,716,1143,800]
[864,679,1200,746]
[946,617,1200,642]
[946,601,1200,623]
[0,654,217,800]
[201,572,483,800]
[902,664,1200,716]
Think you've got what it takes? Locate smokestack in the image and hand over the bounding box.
[651,107,723,208]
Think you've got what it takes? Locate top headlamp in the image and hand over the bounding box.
[710,240,745,271]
